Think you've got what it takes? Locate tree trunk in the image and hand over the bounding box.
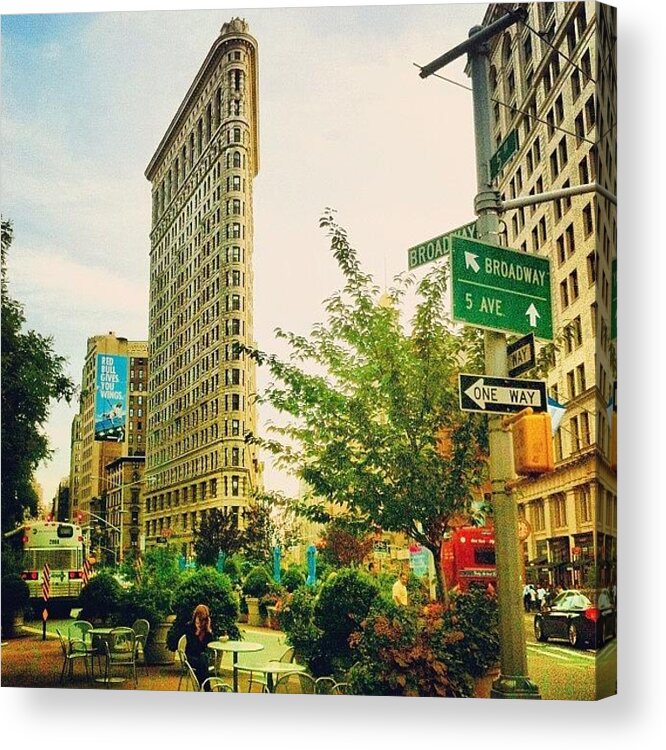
[425,541,449,609]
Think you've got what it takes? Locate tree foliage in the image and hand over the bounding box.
[193,507,244,567]
[1,219,75,532]
[242,211,488,601]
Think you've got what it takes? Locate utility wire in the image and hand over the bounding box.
[413,62,597,147]
[520,19,597,85]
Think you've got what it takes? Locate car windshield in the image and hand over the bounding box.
[552,590,592,610]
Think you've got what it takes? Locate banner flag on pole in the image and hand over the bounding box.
[82,558,92,586]
[547,396,566,435]
[41,562,51,601]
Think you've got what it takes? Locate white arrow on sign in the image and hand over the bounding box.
[464,251,480,273]
[525,303,540,327]
[464,378,544,410]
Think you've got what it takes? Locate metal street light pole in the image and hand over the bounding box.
[420,8,540,699]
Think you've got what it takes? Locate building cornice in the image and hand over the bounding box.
[145,22,259,182]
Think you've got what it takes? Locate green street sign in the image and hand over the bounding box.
[407,221,476,271]
[611,258,617,340]
[451,235,553,340]
[489,129,518,180]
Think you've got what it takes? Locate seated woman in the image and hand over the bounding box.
[184,604,214,691]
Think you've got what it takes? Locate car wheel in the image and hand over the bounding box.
[534,618,548,642]
[568,622,581,648]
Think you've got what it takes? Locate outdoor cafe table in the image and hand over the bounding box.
[208,640,263,692]
[246,661,306,693]
[88,627,124,684]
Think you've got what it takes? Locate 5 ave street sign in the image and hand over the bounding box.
[489,129,518,180]
[451,235,553,340]
[459,373,547,415]
[407,220,476,270]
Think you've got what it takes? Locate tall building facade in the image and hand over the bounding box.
[484,2,616,587]
[70,332,148,558]
[144,19,261,558]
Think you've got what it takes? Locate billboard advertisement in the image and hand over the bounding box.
[94,354,128,441]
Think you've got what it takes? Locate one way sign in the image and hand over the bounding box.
[459,373,547,415]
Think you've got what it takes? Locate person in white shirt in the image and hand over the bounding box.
[536,585,546,611]
[392,572,409,607]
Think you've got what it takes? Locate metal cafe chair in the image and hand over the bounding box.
[68,620,97,675]
[56,628,90,684]
[176,634,188,690]
[131,618,151,671]
[314,676,337,695]
[201,677,234,692]
[103,627,137,687]
[273,672,317,695]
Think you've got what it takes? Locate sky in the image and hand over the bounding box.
[2,0,486,505]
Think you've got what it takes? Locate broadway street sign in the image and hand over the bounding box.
[407,220,476,271]
[451,235,553,340]
[459,373,547,415]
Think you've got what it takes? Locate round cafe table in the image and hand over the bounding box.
[208,640,264,692]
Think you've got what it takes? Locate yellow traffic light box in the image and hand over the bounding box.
[508,409,554,476]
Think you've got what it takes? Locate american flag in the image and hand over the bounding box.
[82,558,92,586]
[41,562,51,601]
[134,555,144,583]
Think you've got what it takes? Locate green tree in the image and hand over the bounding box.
[240,500,302,565]
[243,211,488,603]
[1,219,75,532]
[193,507,244,567]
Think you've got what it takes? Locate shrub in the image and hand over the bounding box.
[243,565,272,599]
[281,566,305,593]
[348,596,472,697]
[1,574,30,623]
[313,567,380,676]
[279,587,323,669]
[223,555,243,584]
[78,570,125,622]
[166,567,240,651]
[441,587,500,678]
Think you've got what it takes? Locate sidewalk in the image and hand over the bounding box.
[1,624,290,692]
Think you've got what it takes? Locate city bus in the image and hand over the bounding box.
[19,520,85,606]
[440,526,496,592]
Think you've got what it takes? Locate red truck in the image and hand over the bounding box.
[440,526,496,592]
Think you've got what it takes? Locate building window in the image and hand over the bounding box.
[576,486,593,523]
[551,494,567,527]
[531,500,545,531]
[582,203,594,236]
[587,251,597,284]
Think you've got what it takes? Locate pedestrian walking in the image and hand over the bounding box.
[522,583,532,612]
[529,584,538,612]
[536,584,546,611]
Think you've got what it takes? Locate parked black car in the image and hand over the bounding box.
[534,589,616,649]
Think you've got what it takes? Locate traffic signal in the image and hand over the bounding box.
[511,410,554,476]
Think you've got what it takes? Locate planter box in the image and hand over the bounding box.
[245,597,266,627]
[144,615,176,666]
[473,666,501,699]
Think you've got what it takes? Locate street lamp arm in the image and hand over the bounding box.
[85,511,122,534]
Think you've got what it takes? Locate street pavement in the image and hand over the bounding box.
[3,614,616,699]
[522,612,617,700]
[2,618,292,692]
